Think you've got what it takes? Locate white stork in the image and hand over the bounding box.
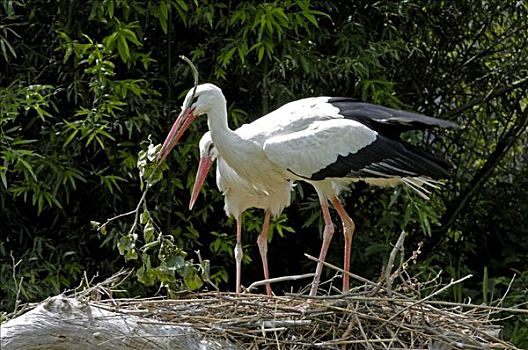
[190,131,293,295]
[159,83,456,296]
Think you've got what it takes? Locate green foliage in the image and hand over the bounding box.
[2,1,528,346]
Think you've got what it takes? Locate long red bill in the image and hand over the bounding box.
[189,156,213,210]
[158,108,196,162]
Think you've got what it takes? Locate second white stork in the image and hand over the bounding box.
[190,131,293,295]
[159,83,457,296]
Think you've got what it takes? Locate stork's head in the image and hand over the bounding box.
[189,132,216,210]
[158,83,225,162]
[198,131,217,160]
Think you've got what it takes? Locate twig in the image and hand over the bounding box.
[494,274,516,309]
[98,56,199,243]
[260,320,312,328]
[387,274,473,322]
[304,253,376,289]
[246,273,315,293]
[303,253,406,298]
[196,250,220,291]
[444,75,528,118]
[128,186,149,235]
[96,209,136,233]
[179,55,198,106]
[10,251,23,316]
[353,302,375,350]
[383,231,407,297]
[313,338,397,346]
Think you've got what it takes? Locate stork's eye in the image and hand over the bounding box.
[191,95,199,105]
[207,143,215,155]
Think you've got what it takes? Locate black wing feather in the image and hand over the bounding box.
[328,97,458,137]
[309,134,449,181]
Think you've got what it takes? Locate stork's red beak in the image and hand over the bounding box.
[189,155,213,210]
[158,107,197,162]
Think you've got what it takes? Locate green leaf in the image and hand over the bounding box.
[183,271,203,290]
[137,255,155,286]
[96,126,116,141]
[164,254,185,271]
[122,29,142,46]
[257,46,265,62]
[140,210,150,225]
[176,0,189,11]
[117,35,130,62]
[302,11,318,27]
[0,166,7,189]
[222,46,237,67]
[143,222,155,243]
[108,0,114,18]
[12,139,38,145]
[160,1,169,24]
[103,32,118,51]
[17,158,37,181]
[118,234,138,261]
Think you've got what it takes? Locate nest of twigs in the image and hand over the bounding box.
[76,235,524,350]
[89,289,513,350]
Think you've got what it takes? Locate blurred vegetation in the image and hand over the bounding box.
[1,0,527,346]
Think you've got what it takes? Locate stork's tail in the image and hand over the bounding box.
[401,176,444,200]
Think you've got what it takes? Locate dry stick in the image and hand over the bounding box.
[481,273,517,328]
[382,297,528,314]
[76,269,133,300]
[88,295,512,349]
[494,274,516,310]
[424,325,496,350]
[313,338,396,347]
[384,231,407,296]
[111,291,528,315]
[304,253,377,289]
[421,304,519,350]
[371,230,408,297]
[339,311,357,347]
[10,251,23,317]
[386,274,473,322]
[217,295,307,315]
[246,273,315,293]
[97,209,136,233]
[303,253,408,298]
[353,302,375,350]
[260,320,312,328]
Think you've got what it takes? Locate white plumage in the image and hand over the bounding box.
[160,83,456,296]
[190,132,293,295]
[264,118,378,178]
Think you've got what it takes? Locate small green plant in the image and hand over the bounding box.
[93,141,211,293]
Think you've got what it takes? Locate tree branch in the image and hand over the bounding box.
[439,100,528,233]
[443,76,528,118]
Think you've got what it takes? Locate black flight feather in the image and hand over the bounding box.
[309,134,450,181]
[327,97,458,138]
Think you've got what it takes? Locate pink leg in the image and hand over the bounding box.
[256,210,272,296]
[234,215,244,294]
[331,197,355,293]
[309,197,335,297]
